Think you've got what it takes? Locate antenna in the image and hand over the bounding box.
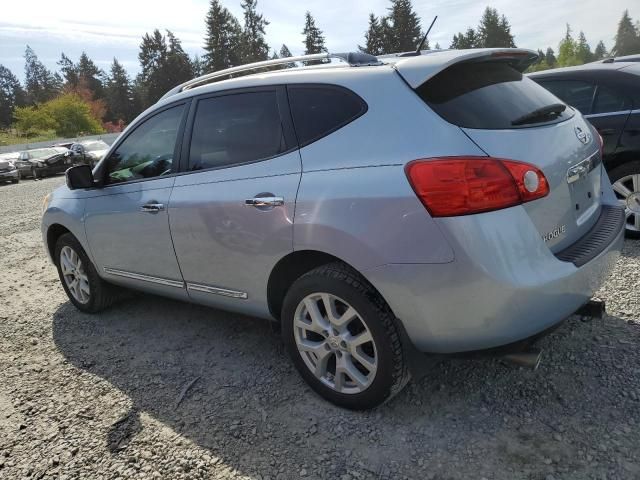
[416,15,438,54]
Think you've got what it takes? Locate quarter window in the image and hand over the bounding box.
[104,104,185,185]
[287,86,367,147]
[188,91,285,171]
[535,80,596,114]
[593,85,631,114]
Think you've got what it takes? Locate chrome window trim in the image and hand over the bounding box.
[186,282,248,299]
[584,109,637,119]
[104,267,184,288]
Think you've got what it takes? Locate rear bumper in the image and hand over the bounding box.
[364,203,624,354]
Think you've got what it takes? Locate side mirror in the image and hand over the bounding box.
[66,165,94,190]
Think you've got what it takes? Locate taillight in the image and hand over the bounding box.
[405,157,549,217]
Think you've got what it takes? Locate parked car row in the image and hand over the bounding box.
[0,139,110,184]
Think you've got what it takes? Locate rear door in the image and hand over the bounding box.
[410,60,603,252]
[169,87,301,318]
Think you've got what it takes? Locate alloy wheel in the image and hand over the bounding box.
[293,293,377,394]
[613,174,640,233]
[60,246,90,304]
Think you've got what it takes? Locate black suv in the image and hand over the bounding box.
[530,62,640,238]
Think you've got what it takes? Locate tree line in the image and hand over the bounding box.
[1,0,639,138]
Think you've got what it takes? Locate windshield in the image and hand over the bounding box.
[417,62,575,129]
[27,149,57,159]
[84,141,109,152]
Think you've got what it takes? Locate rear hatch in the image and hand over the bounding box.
[397,53,602,252]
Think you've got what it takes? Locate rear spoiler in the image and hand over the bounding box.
[388,48,539,89]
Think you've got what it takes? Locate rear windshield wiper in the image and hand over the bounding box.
[511,103,566,126]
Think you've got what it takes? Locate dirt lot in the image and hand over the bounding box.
[1,175,639,480]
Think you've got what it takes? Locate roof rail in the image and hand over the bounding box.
[160,51,381,100]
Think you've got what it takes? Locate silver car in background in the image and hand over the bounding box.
[42,48,625,409]
[0,152,21,184]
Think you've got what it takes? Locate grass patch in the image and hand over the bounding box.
[0,130,58,147]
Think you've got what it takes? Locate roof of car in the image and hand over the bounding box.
[528,62,638,77]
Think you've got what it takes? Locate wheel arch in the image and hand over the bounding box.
[46,223,72,262]
[267,250,393,322]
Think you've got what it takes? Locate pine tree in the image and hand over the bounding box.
[203,0,243,72]
[574,31,593,64]
[593,41,608,60]
[302,12,327,65]
[166,30,194,85]
[360,14,385,55]
[477,7,515,48]
[105,58,136,123]
[450,28,478,49]
[0,65,26,128]
[612,10,640,56]
[57,53,79,88]
[240,0,270,63]
[557,24,579,66]
[192,55,204,77]
[545,47,557,67]
[24,46,60,104]
[434,42,441,50]
[76,52,105,99]
[279,44,296,68]
[383,0,423,53]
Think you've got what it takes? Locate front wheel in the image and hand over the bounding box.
[281,262,410,410]
[610,160,640,239]
[54,233,119,313]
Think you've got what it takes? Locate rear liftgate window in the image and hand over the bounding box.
[417,62,575,129]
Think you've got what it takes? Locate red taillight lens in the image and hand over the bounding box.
[405,157,549,217]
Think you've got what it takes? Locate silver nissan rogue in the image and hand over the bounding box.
[42,48,625,409]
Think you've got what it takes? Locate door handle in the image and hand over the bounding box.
[245,196,284,207]
[140,202,165,213]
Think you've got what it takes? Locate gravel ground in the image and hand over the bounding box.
[1,175,639,480]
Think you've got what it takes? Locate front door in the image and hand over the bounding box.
[584,84,632,157]
[169,88,301,318]
[84,102,189,299]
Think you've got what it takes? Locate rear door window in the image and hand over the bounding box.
[536,80,596,114]
[188,91,286,171]
[417,62,575,129]
[287,85,367,147]
[592,85,632,114]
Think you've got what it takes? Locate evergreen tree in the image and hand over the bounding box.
[166,30,194,84]
[434,42,441,50]
[203,0,243,72]
[359,14,385,55]
[593,41,608,60]
[76,52,105,99]
[477,7,515,48]
[192,55,204,77]
[24,46,60,104]
[450,28,478,49]
[302,12,326,65]
[545,47,557,67]
[382,0,423,53]
[557,24,579,66]
[240,0,270,63]
[57,53,79,88]
[279,44,296,68]
[105,58,136,123]
[574,31,593,64]
[0,65,26,128]
[612,10,640,56]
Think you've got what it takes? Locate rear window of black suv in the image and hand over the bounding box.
[417,62,574,129]
[288,85,367,147]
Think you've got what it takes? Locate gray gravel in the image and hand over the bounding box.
[1,175,639,480]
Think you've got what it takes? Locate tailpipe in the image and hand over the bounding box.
[502,348,542,370]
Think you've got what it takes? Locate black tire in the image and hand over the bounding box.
[281,262,410,410]
[608,160,640,239]
[11,177,19,184]
[54,233,119,313]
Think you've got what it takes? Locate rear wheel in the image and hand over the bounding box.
[281,262,410,409]
[610,160,640,239]
[54,233,119,313]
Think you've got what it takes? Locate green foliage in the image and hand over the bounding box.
[105,59,137,123]
[450,7,514,49]
[14,93,103,137]
[575,31,593,64]
[545,47,557,67]
[0,65,26,129]
[360,14,385,55]
[612,10,640,56]
[557,24,580,66]
[203,0,243,72]
[593,41,608,60]
[382,0,423,52]
[24,46,61,104]
[302,12,326,56]
[240,0,270,63]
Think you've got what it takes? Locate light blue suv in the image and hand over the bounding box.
[42,49,625,409]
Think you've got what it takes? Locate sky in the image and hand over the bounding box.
[0,0,638,80]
